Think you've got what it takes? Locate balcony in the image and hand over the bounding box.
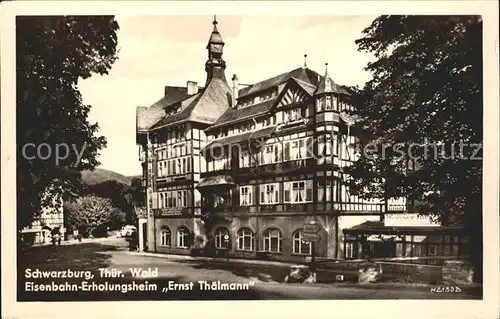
[156,174,192,188]
[277,118,309,130]
[237,158,315,178]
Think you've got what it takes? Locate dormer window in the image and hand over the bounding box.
[254,96,260,104]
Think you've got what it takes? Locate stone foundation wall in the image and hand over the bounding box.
[441,260,474,285]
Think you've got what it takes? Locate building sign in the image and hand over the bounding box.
[384,213,440,227]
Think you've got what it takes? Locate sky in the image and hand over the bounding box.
[78,15,378,176]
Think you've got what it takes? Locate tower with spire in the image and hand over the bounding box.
[314,63,337,112]
[205,15,227,85]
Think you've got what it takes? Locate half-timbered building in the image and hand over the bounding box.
[136,17,468,262]
[136,17,231,253]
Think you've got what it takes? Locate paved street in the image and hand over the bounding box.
[18,238,482,300]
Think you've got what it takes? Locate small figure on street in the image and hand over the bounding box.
[51,227,60,246]
[128,230,139,252]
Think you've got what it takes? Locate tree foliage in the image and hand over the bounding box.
[16,16,119,229]
[82,178,145,224]
[346,16,482,281]
[65,195,125,234]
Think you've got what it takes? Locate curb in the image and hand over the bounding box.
[123,251,483,291]
[126,251,294,267]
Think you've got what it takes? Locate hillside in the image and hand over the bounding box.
[81,168,136,186]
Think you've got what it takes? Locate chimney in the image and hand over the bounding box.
[187,81,198,95]
[231,74,239,107]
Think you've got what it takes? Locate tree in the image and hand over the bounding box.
[123,178,146,223]
[84,178,145,224]
[345,16,482,282]
[16,16,119,230]
[66,195,125,237]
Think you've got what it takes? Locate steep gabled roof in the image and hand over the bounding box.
[209,98,276,130]
[136,106,165,133]
[315,65,350,96]
[147,77,231,131]
[238,67,320,99]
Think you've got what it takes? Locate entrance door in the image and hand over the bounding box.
[373,241,396,258]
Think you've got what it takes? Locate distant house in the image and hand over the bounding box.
[20,182,65,245]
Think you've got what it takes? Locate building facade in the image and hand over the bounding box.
[20,182,65,245]
[136,17,468,262]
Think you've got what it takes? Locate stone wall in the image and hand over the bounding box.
[441,260,474,285]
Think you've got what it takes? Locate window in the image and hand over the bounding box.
[237,228,255,251]
[240,152,250,168]
[263,228,282,253]
[317,180,332,202]
[177,227,190,248]
[160,228,171,247]
[264,145,274,164]
[240,186,253,206]
[274,144,281,162]
[325,95,332,110]
[159,193,164,208]
[292,229,311,255]
[345,242,355,258]
[284,181,313,203]
[260,183,280,204]
[215,227,230,249]
[284,141,291,161]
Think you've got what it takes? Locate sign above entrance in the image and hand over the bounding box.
[384,213,440,227]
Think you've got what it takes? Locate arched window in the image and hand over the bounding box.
[292,229,311,255]
[263,228,282,253]
[160,227,171,247]
[215,227,230,249]
[177,226,190,248]
[237,228,255,251]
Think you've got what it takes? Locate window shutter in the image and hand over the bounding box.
[284,142,290,161]
[306,180,313,201]
[284,182,290,202]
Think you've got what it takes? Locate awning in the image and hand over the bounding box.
[201,126,277,156]
[196,175,236,189]
[367,235,383,242]
[367,234,397,242]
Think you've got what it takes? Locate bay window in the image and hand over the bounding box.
[325,95,332,110]
[318,180,332,202]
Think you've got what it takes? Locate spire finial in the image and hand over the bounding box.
[325,63,329,76]
[304,54,308,68]
[213,15,218,26]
